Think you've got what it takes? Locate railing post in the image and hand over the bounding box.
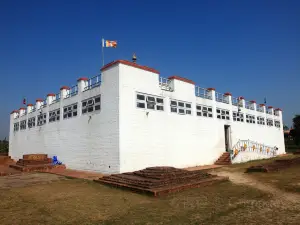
[224,92,232,105]
[60,86,70,99]
[77,77,88,92]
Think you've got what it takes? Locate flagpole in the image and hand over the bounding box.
[102,38,105,67]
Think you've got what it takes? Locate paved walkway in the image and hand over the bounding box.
[47,169,104,180]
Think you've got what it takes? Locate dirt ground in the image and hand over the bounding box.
[0,156,300,225]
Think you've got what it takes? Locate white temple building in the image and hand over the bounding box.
[9,59,285,174]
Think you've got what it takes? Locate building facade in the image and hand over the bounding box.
[9,60,285,174]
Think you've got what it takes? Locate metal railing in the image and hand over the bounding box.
[41,99,47,108]
[245,101,250,109]
[84,75,101,91]
[159,77,172,91]
[195,86,212,99]
[215,92,229,104]
[230,140,277,161]
[66,85,78,98]
[257,107,264,112]
[51,93,61,104]
[267,110,272,115]
[231,97,238,106]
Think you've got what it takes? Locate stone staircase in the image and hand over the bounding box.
[214,152,232,165]
[94,166,229,196]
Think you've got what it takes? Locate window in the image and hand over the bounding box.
[82,96,101,114]
[63,103,78,119]
[216,108,230,120]
[267,118,274,126]
[275,120,280,128]
[14,122,19,131]
[246,114,256,124]
[257,116,265,125]
[37,113,47,126]
[170,100,192,115]
[20,120,26,130]
[196,105,213,117]
[267,118,273,126]
[233,111,244,122]
[49,109,60,123]
[28,117,36,128]
[136,93,164,111]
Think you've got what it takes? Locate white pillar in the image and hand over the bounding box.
[10,110,18,119]
[19,108,26,116]
[60,86,70,99]
[259,104,266,113]
[36,99,43,110]
[250,100,257,111]
[27,104,34,113]
[47,93,55,105]
[224,92,232,104]
[239,97,245,108]
[268,106,274,115]
[207,88,216,101]
[77,77,88,92]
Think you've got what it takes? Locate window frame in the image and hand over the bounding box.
[267,118,274,126]
[20,120,27,130]
[37,113,47,126]
[170,99,192,115]
[28,117,36,128]
[63,103,78,119]
[257,116,265,125]
[216,108,230,120]
[82,95,101,115]
[136,93,164,111]
[49,108,61,123]
[246,114,256,124]
[14,122,19,131]
[233,111,244,122]
[196,104,213,118]
[274,120,281,128]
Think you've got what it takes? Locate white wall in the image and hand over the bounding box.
[9,66,120,174]
[118,63,285,173]
[9,61,285,174]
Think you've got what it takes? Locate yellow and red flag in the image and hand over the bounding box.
[102,39,117,48]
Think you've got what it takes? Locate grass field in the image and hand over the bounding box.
[0,155,300,225]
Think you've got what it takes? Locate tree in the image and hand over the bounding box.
[292,115,300,145]
[283,125,289,131]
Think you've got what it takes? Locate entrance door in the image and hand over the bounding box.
[224,125,231,152]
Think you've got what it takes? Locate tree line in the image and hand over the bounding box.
[0,138,8,153]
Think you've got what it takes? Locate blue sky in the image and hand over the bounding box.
[0,0,299,139]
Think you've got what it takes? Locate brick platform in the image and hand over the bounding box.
[246,157,300,173]
[0,156,14,165]
[8,154,66,173]
[94,166,229,196]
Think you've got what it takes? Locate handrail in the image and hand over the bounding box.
[215,92,229,104]
[230,139,277,161]
[51,93,61,104]
[195,86,212,99]
[66,85,78,98]
[84,75,101,91]
[159,77,172,91]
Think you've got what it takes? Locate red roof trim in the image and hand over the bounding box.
[250,100,256,103]
[275,108,282,111]
[268,106,273,109]
[36,99,44,102]
[10,110,18,114]
[19,107,26,110]
[77,77,89,81]
[207,87,216,91]
[47,93,56,97]
[224,92,232,96]
[168,76,195,85]
[238,96,244,100]
[101,60,160,74]
[27,103,33,106]
[259,104,265,106]
[60,86,70,90]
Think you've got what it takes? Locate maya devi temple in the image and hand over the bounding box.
[9,59,285,174]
